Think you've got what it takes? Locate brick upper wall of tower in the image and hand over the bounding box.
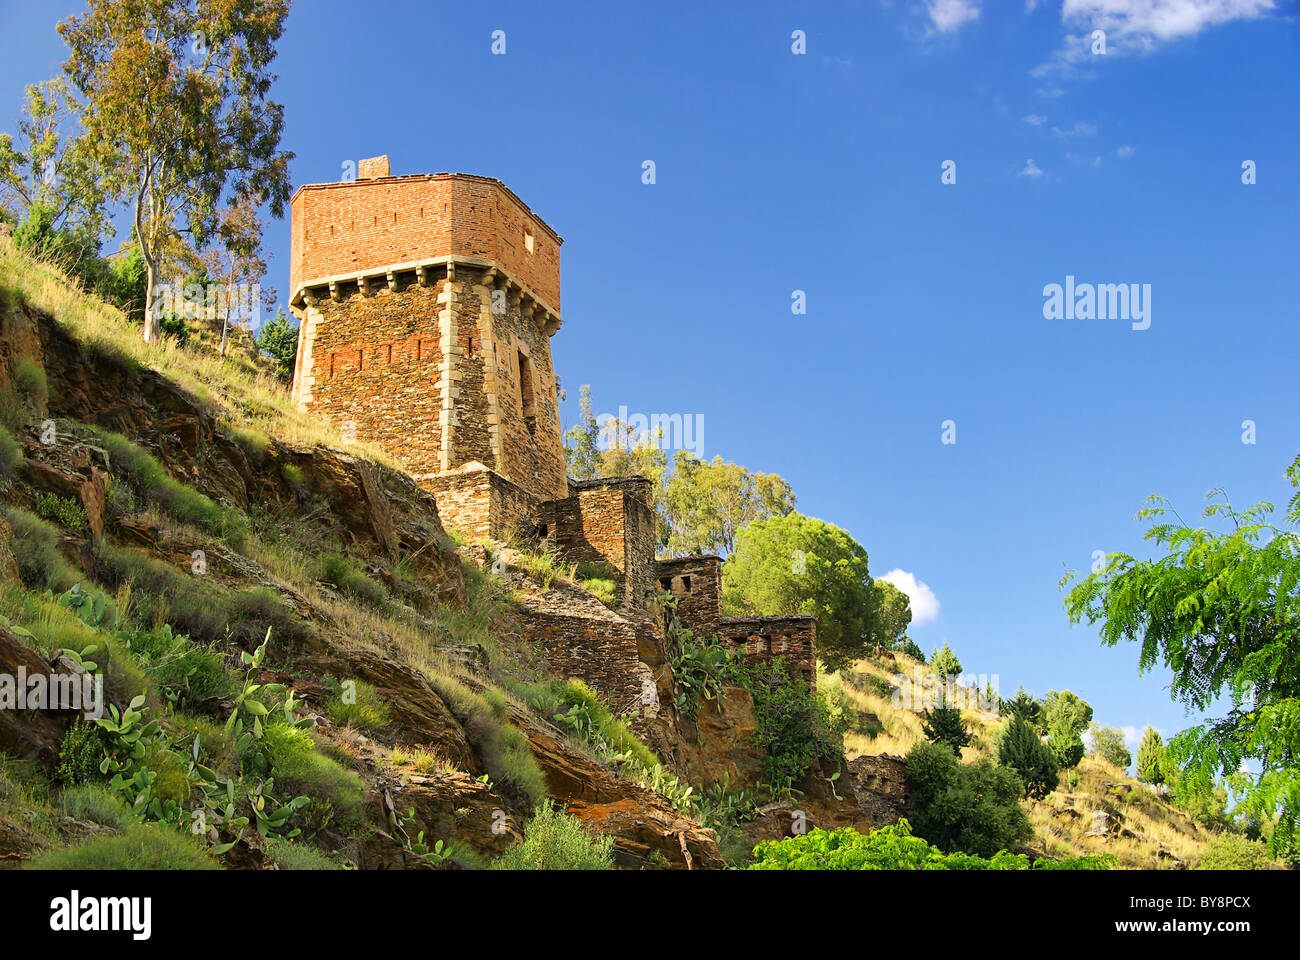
[290,172,562,309]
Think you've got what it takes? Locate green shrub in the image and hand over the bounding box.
[527,678,659,773]
[1197,832,1275,870]
[738,657,842,793]
[429,674,547,808]
[265,837,344,870]
[12,357,48,408]
[320,553,387,607]
[492,802,616,870]
[26,822,219,870]
[579,577,617,607]
[34,493,87,532]
[749,819,1111,870]
[60,783,131,829]
[326,679,392,732]
[1,506,80,590]
[90,428,241,539]
[56,720,106,786]
[0,424,22,476]
[128,623,230,704]
[261,724,364,826]
[905,740,1032,858]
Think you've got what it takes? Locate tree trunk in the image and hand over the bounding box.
[143,262,159,343]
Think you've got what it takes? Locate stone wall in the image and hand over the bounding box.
[656,555,723,639]
[718,615,817,688]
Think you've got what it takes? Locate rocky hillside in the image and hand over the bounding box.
[833,651,1217,868]
[0,236,738,869]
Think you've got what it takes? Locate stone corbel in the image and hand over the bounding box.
[357,275,370,297]
[304,288,320,308]
[416,264,429,287]
[386,270,398,292]
[328,281,340,302]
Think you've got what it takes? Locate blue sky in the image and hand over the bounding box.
[2,1,1298,763]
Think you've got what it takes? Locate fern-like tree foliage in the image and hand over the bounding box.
[1063,454,1300,855]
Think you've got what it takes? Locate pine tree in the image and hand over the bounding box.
[1136,726,1165,785]
[929,642,962,680]
[921,695,972,755]
[1001,686,1043,732]
[997,712,1058,799]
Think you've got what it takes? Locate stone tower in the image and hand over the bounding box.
[288,157,568,505]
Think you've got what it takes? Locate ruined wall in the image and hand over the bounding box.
[718,615,817,687]
[518,608,652,719]
[656,555,723,638]
[424,464,539,543]
[540,478,656,609]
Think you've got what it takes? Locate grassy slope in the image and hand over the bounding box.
[834,652,1215,869]
[0,237,625,868]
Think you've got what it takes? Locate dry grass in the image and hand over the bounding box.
[831,653,1213,868]
[0,235,397,467]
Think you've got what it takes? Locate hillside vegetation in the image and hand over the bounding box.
[832,651,1236,869]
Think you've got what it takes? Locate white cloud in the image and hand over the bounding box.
[1022,113,1049,125]
[1052,120,1099,137]
[880,569,941,624]
[1018,157,1045,178]
[1035,0,1275,80]
[927,0,981,33]
[1062,0,1275,49]
[1116,144,1136,157]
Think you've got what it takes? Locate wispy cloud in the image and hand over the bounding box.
[926,0,982,33]
[1052,120,1099,137]
[881,569,941,625]
[1035,0,1276,81]
[1022,113,1049,126]
[1018,157,1046,178]
[1116,144,1136,157]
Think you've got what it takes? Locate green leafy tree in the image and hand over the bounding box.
[904,741,1033,857]
[1064,461,1300,854]
[664,452,795,558]
[873,579,912,653]
[997,712,1058,799]
[256,306,298,379]
[1047,711,1085,772]
[59,0,294,343]
[1087,723,1132,770]
[0,77,109,245]
[563,384,602,481]
[722,513,877,671]
[1136,726,1165,786]
[921,695,972,755]
[929,642,962,680]
[1043,690,1093,737]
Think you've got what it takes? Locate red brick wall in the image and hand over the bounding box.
[290,173,561,309]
